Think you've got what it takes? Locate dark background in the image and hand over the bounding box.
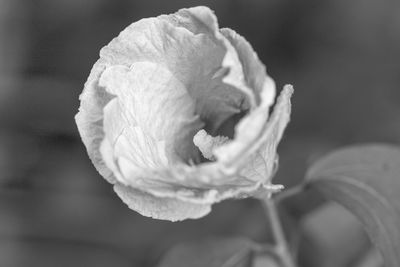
[1,0,399,266]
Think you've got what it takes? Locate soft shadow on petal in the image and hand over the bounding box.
[100,9,247,133]
[114,183,211,221]
[220,28,276,108]
[214,85,293,183]
[75,60,115,183]
[169,6,259,111]
[99,62,201,168]
[179,7,259,109]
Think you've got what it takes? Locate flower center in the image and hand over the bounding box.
[193,110,248,162]
[193,129,229,161]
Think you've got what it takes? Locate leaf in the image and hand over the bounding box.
[158,237,261,267]
[305,144,400,267]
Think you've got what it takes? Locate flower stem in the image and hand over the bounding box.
[274,184,304,203]
[261,198,297,267]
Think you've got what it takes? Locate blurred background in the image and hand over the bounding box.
[1,0,399,266]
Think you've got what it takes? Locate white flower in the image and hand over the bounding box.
[75,6,293,221]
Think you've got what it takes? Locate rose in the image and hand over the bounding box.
[75,6,293,221]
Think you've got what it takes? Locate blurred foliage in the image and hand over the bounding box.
[158,237,257,267]
[305,145,400,267]
[1,0,399,266]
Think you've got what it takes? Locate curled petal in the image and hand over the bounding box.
[100,6,248,133]
[220,27,276,107]
[99,62,202,169]
[161,7,259,108]
[75,60,115,183]
[114,183,211,221]
[214,85,294,182]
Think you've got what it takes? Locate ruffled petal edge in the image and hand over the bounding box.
[114,183,211,221]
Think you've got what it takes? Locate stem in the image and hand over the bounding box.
[262,198,297,267]
[274,184,304,203]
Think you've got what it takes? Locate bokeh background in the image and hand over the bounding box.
[1,0,399,266]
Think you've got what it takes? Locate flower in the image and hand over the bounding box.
[75,6,293,221]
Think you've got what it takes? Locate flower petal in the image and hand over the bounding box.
[167,6,260,109]
[214,85,294,183]
[220,28,276,108]
[99,62,201,168]
[75,60,115,183]
[100,8,248,133]
[114,183,211,221]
